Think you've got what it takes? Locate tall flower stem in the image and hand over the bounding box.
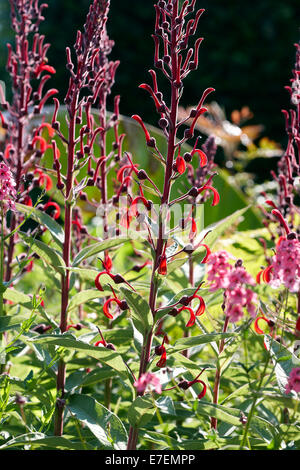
[211,314,229,430]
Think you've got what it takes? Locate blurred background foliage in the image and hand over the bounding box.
[0,0,299,141]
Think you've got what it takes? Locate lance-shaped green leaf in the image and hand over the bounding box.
[128,396,156,428]
[264,334,300,394]
[67,289,111,312]
[72,238,129,267]
[169,332,238,354]
[27,333,129,378]
[120,287,153,335]
[0,314,28,333]
[16,203,64,247]
[0,433,94,450]
[196,401,274,442]
[19,233,65,275]
[68,394,128,450]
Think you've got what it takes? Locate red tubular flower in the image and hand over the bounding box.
[262,265,273,283]
[179,370,207,399]
[94,340,106,347]
[175,155,186,174]
[23,196,33,207]
[103,298,121,319]
[131,114,151,144]
[35,62,56,78]
[38,122,55,138]
[32,136,48,154]
[104,253,113,272]
[39,173,53,191]
[196,380,207,400]
[271,209,290,235]
[156,349,167,368]
[95,271,113,292]
[254,316,274,335]
[139,83,162,112]
[191,148,208,167]
[198,185,220,206]
[178,306,196,328]
[265,199,278,210]
[256,270,263,284]
[44,202,60,219]
[4,144,14,159]
[198,243,211,263]
[66,323,83,331]
[193,295,205,316]
[131,196,152,214]
[158,255,167,275]
[276,236,286,248]
[117,164,138,183]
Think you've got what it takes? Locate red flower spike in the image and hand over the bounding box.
[198,185,220,206]
[191,149,208,167]
[193,295,205,316]
[131,115,151,143]
[158,255,167,275]
[178,306,196,328]
[44,202,60,220]
[254,316,270,335]
[175,155,186,174]
[156,349,167,368]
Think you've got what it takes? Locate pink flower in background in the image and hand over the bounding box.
[270,238,300,293]
[0,162,16,210]
[207,251,258,322]
[134,372,162,395]
[206,250,233,290]
[285,368,300,394]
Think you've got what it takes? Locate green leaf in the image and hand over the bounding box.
[0,433,93,450]
[120,287,153,335]
[169,333,238,354]
[196,401,274,442]
[0,314,28,333]
[264,335,300,394]
[16,203,64,247]
[68,394,128,450]
[72,238,129,267]
[19,233,65,275]
[27,333,129,378]
[128,396,156,428]
[193,207,250,264]
[67,289,111,312]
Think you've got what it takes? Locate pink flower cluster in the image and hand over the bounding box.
[134,372,162,395]
[269,238,300,293]
[207,251,258,322]
[285,367,300,394]
[0,162,16,210]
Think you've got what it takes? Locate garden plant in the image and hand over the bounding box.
[0,0,299,452]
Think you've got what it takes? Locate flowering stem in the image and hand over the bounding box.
[211,314,230,430]
[127,2,180,450]
[54,94,78,436]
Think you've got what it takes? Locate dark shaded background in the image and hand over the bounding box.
[0,0,299,146]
